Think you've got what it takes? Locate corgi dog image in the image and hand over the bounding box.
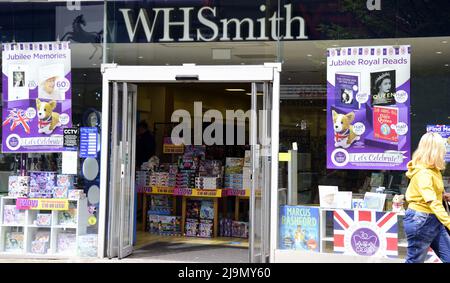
[332,110,360,149]
[36,98,61,135]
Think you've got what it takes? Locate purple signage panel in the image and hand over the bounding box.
[326,45,411,170]
[2,41,72,152]
[426,125,450,162]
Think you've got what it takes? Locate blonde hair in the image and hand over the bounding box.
[412,132,446,170]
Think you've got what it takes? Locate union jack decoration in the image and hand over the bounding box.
[334,209,398,258]
[2,108,31,134]
[425,248,442,263]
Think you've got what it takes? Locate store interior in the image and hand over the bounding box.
[130,82,253,261]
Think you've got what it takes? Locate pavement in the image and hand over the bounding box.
[0,242,249,263]
[129,241,249,263]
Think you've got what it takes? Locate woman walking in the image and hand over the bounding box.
[404,132,450,263]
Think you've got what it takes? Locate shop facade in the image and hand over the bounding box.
[0,0,450,262]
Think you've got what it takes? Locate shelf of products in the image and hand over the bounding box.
[0,172,95,257]
[139,145,250,239]
[0,196,88,256]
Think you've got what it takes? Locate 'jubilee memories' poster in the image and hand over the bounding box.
[326,45,411,170]
[2,42,72,152]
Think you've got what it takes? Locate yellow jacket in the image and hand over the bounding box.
[405,161,450,229]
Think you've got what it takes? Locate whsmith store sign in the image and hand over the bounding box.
[0,0,450,43]
[119,3,307,42]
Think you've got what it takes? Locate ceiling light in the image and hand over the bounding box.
[246,92,263,96]
[436,51,443,54]
[138,56,143,59]
[442,40,448,44]
[226,88,246,92]
[332,44,339,47]
[307,54,312,57]
[445,64,449,67]
[322,109,327,112]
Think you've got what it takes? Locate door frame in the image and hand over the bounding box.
[99,63,281,261]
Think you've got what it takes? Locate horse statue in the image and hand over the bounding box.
[61,14,103,60]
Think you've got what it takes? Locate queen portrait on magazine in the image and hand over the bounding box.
[371,70,396,106]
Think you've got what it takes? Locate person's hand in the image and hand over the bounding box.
[444,192,450,202]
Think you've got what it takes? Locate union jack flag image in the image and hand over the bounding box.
[334,209,398,258]
[425,248,442,263]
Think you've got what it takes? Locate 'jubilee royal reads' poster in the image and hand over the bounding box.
[327,46,411,170]
[2,42,72,152]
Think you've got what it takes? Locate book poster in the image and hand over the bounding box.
[334,209,398,258]
[279,206,320,252]
[327,46,411,170]
[426,125,450,162]
[2,42,72,152]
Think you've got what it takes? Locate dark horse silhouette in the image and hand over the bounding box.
[61,15,103,60]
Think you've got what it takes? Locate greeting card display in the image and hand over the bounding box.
[8,176,29,198]
[29,171,56,199]
[335,191,353,209]
[319,186,339,208]
[68,189,85,200]
[363,192,387,211]
[35,214,52,226]
[56,174,75,191]
[58,203,77,225]
[77,234,98,257]
[3,205,25,225]
[31,231,50,254]
[5,232,24,252]
[57,232,77,254]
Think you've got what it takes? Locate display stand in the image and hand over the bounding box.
[0,196,88,256]
[177,189,222,238]
[223,189,250,221]
[141,186,176,232]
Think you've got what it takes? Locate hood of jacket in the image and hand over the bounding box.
[406,161,435,179]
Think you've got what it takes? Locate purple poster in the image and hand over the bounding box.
[2,42,72,152]
[426,125,450,162]
[327,46,411,170]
